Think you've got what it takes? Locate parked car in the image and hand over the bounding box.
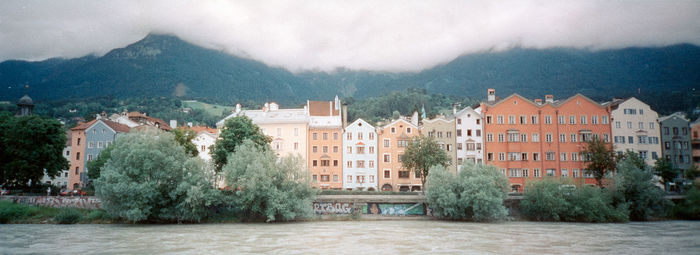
[59,189,70,196]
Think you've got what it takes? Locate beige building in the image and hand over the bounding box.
[422,116,457,173]
[377,118,422,192]
[606,97,662,166]
[307,98,344,189]
[217,102,309,161]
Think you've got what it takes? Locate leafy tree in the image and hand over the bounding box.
[86,144,114,180]
[425,162,509,221]
[686,165,700,181]
[172,128,199,157]
[612,156,670,221]
[400,136,450,190]
[95,130,220,223]
[654,158,679,189]
[211,116,271,172]
[223,140,316,222]
[671,187,700,219]
[521,178,628,222]
[581,137,617,187]
[0,112,69,188]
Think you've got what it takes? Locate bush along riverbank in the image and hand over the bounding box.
[0,201,113,224]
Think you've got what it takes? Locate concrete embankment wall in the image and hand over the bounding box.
[0,196,101,209]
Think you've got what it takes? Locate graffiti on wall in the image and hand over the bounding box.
[313,202,354,214]
[363,203,424,216]
[1,196,101,209]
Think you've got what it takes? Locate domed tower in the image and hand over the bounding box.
[16,94,34,116]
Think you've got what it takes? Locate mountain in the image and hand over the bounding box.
[1,34,699,107]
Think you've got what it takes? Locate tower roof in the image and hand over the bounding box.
[17,94,33,105]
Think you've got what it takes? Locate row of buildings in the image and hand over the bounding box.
[217,90,699,193]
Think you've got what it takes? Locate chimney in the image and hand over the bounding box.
[534,99,543,105]
[487,89,496,102]
[235,103,241,113]
[545,95,554,103]
[342,103,348,127]
[96,114,101,120]
[169,120,177,129]
[263,102,269,112]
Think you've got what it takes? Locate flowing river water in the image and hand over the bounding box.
[1,220,698,254]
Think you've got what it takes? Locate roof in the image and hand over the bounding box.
[658,112,689,123]
[308,100,340,116]
[180,126,219,134]
[127,111,172,131]
[481,93,606,109]
[17,94,33,105]
[71,119,130,133]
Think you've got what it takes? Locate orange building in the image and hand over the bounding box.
[307,98,344,189]
[480,89,612,192]
[377,118,422,192]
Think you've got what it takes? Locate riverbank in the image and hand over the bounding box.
[0,201,113,224]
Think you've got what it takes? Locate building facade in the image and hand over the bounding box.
[187,126,219,162]
[342,118,378,191]
[607,97,662,166]
[454,106,485,172]
[481,89,611,193]
[659,112,693,172]
[41,130,71,188]
[217,102,309,161]
[377,119,422,192]
[68,118,130,190]
[692,119,700,168]
[307,99,344,189]
[422,116,457,173]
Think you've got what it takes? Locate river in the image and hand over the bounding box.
[1,220,698,254]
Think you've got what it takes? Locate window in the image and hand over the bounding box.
[624,108,637,115]
[628,136,634,144]
[602,116,609,124]
[457,129,462,137]
[571,153,579,161]
[457,143,463,150]
[88,154,93,161]
[323,146,328,153]
[347,132,352,140]
[486,115,493,124]
[357,160,365,168]
[649,122,654,129]
[88,142,94,148]
[561,169,569,177]
[533,153,540,161]
[639,122,644,130]
[498,152,506,161]
[560,152,567,161]
[615,121,621,129]
[591,116,598,124]
[446,132,452,138]
[508,168,521,177]
[664,127,669,135]
[521,134,528,142]
[321,160,330,166]
[77,138,81,146]
[347,175,352,183]
[383,139,390,147]
[652,152,658,160]
[397,140,408,147]
[476,143,482,150]
[508,131,519,142]
[313,160,318,167]
[457,119,462,125]
[323,132,328,140]
[356,175,365,184]
[294,128,299,136]
[498,133,505,142]
[369,132,374,140]
[391,127,396,133]
[370,175,375,183]
[76,152,80,160]
[545,133,553,142]
[627,122,633,129]
[437,132,443,138]
[75,167,79,175]
[580,115,587,124]
[313,146,318,153]
[383,154,391,163]
[313,175,317,182]
[346,161,352,168]
[476,130,482,137]
[313,133,318,140]
[294,143,299,150]
[531,115,538,124]
[407,127,412,134]
[487,153,494,161]
[369,160,374,168]
[497,116,504,124]
[368,146,374,154]
[534,169,541,177]
[639,151,648,160]
[547,169,556,177]
[98,141,103,148]
[508,152,520,161]
[399,171,410,178]
[532,133,539,142]
[333,146,338,153]
[346,146,352,154]
[545,116,552,124]
[321,175,329,182]
[520,115,527,124]
[521,153,528,161]
[572,169,579,178]
[384,170,391,178]
[559,134,566,142]
[523,169,529,177]
[486,133,493,142]
[356,146,364,154]
[357,132,363,140]
[334,160,338,166]
[558,115,565,124]
[546,152,555,161]
[508,115,516,124]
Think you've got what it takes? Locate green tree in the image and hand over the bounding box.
[425,162,509,221]
[86,144,113,180]
[654,158,679,189]
[223,140,316,222]
[95,130,220,223]
[172,128,199,157]
[0,112,69,188]
[581,137,617,187]
[400,136,450,190]
[211,116,271,172]
[686,165,700,181]
[612,156,670,221]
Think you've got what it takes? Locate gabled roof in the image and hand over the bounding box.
[481,93,606,109]
[72,119,130,133]
[658,112,689,122]
[381,118,418,129]
[181,126,219,134]
[454,106,482,118]
[346,118,375,130]
[128,111,172,131]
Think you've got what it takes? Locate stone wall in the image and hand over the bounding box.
[0,196,101,209]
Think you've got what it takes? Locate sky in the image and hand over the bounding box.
[1,0,699,72]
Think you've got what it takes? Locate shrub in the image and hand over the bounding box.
[54,208,82,224]
[521,179,628,222]
[612,157,671,221]
[95,130,221,223]
[86,210,110,221]
[671,187,700,220]
[425,162,509,221]
[223,140,316,222]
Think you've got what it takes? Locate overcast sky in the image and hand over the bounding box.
[1,0,699,72]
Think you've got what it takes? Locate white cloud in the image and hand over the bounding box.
[1,0,699,72]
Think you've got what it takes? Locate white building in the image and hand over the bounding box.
[342,118,378,191]
[606,97,662,166]
[454,106,485,172]
[41,130,71,188]
[188,127,219,162]
[217,102,309,160]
